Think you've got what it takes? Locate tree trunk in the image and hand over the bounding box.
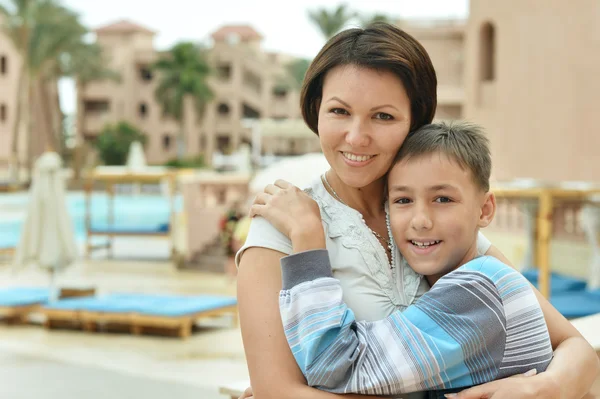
[73,81,85,181]
[50,79,64,153]
[36,77,57,151]
[10,68,26,182]
[24,75,34,180]
[177,125,185,160]
[177,109,186,160]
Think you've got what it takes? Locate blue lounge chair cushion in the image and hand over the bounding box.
[522,269,587,294]
[550,291,600,319]
[0,287,50,307]
[90,224,169,234]
[43,293,237,317]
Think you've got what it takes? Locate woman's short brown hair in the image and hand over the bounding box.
[300,22,437,134]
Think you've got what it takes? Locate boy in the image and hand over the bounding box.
[278,122,553,398]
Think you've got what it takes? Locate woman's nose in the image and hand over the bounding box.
[345,119,370,147]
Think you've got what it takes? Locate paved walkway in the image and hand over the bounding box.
[0,258,248,399]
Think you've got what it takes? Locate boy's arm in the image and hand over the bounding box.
[279,250,550,396]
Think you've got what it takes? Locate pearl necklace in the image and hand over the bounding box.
[321,173,392,253]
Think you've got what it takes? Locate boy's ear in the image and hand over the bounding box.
[478,192,496,228]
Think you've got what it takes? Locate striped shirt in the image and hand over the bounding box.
[279,250,553,398]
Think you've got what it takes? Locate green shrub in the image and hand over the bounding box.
[163,154,206,169]
[94,122,147,166]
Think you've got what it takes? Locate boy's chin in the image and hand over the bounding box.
[405,259,444,277]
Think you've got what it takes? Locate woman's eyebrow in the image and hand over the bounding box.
[326,96,351,108]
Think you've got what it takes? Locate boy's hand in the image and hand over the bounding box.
[446,369,561,399]
[250,179,326,252]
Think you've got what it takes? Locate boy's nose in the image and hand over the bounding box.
[411,210,433,230]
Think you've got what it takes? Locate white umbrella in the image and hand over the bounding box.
[14,152,77,301]
[249,153,330,194]
[126,141,147,171]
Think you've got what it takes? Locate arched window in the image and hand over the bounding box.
[480,22,496,82]
[0,56,6,75]
[218,103,230,115]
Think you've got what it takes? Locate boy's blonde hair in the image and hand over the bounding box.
[393,121,491,191]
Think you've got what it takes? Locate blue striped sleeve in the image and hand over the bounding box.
[279,251,509,396]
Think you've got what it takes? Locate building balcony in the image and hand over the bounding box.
[437,85,465,105]
[83,112,113,134]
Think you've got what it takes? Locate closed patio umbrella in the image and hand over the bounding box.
[249,153,330,194]
[14,152,77,301]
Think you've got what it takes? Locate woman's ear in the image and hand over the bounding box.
[478,192,496,228]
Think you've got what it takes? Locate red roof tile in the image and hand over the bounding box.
[95,20,155,35]
[211,25,263,41]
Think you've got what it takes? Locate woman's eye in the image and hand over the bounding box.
[435,197,452,203]
[330,108,348,115]
[394,198,411,204]
[374,112,394,121]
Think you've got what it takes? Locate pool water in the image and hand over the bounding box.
[0,192,183,248]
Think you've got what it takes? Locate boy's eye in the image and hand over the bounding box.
[435,197,452,203]
[394,198,412,204]
[374,112,394,121]
[330,108,349,115]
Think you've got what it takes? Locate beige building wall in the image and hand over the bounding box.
[79,21,303,165]
[464,0,600,182]
[0,16,22,166]
[403,21,466,121]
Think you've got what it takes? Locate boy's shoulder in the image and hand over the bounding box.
[449,255,530,294]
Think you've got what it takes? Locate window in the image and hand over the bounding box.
[480,22,496,82]
[162,134,172,150]
[84,100,110,113]
[139,103,148,118]
[0,56,6,75]
[273,86,288,98]
[139,66,153,81]
[242,103,260,119]
[217,64,231,80]
[0,104,6,122]
[217,103,230,116]
[217,135,231,152]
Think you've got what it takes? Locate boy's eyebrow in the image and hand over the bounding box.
[389,184,459,192]
[429,184,459,191]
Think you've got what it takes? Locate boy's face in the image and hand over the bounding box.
[387,152,495,283]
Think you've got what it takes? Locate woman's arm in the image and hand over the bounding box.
[484,245,599,399]
[237,247,383,399]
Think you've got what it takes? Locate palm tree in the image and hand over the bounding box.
[1,0,117,179]
[285,58,311,89]
[307,4,356,40]
[152,42,213,160]
[65,42,120,179]
[358,13,392,27]
[0,0,38,179]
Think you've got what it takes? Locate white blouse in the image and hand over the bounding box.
[237,177,492,320]
[236,177,492,399]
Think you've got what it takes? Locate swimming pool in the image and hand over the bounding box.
[0,192,183,248]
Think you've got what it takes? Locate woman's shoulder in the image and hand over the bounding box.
[235,216,293,267]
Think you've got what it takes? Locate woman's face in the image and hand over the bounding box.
[317,65,412,189]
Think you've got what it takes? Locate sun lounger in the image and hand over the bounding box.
[0,287,50,321]
[43,293,237,337]
[550,291,600,319]
[522,269,587,294]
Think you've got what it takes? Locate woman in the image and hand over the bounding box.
[236,23,598,399]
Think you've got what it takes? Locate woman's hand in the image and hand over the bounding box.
[238,386,253,399]
[250,179,326,253]
[448,369,560,399]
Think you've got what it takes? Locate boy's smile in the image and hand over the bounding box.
[387,152,494,285]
